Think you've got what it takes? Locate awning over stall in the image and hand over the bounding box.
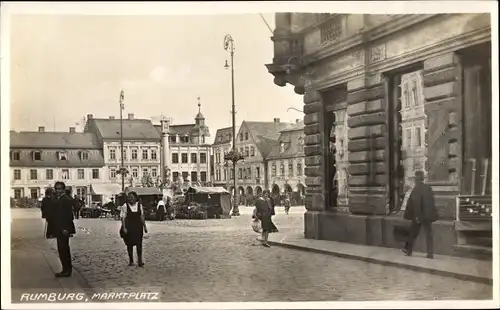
[185,186,229,195]
[125,187,162,196]
[90,183,122,196]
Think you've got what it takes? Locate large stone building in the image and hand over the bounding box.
[9,126,106,202]
[212,126,234,188]
[266,13,492,257]
[266,120,306,204]
[155,104,211,185]
[233,118,293,204]
[84,113,162,197]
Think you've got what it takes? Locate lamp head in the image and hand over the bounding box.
[224,60,230,70]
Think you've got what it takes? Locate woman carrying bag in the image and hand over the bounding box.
[120,191,148,267]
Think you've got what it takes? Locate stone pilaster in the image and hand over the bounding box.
[423,53,462,184]
[346,74,388,215]
[423,52,462,220]
[303,90,325,211]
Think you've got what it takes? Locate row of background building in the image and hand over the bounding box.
[9,104,309,205]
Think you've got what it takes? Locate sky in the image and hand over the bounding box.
[9,13,304,142]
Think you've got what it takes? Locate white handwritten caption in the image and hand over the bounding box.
[20,292,160,302]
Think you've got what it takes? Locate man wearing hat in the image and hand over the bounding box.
[402,170,438,259]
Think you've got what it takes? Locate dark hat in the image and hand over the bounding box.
[415,170,425,181]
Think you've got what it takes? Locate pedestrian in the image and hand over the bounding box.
[120,191,148,267]
[73,194,82,219]
[267,192,278,233]
[284,195,291,215]
[156,199,166,221]
[41,187,57,239]
[254,190,278,247]
[53,181,76,277]
[402,171,438,259]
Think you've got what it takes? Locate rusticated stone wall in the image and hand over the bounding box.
[422,52,463,219]
[303,90,325,211]
[346,74,388,215]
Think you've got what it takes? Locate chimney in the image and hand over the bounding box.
[109,116,115,119]
[38,126,45,132]
[128,113,134,120]
[274,118,280,123]
[69,127,76,133]
[87,114,93,120]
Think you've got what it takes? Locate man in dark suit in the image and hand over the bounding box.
[54,181,76,277]
[402,171,438,259]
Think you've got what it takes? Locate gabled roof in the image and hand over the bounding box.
[213,127,233,146]
[170,124,196,136]
[10,131,101,149]
[241,121,294,158]
[86,118,161,141]
[244,121,292,141]
[266,126,305,160]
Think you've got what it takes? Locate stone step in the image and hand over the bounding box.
[465,236,492,247]
[453,244,492,261]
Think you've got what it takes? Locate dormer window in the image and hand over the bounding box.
[57,151,68,161]
[80,151,89,160]
[33,151,42,161]
[280,142,286,154]
[11,151,20,161]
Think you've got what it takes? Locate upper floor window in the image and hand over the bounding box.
[271,163,277,177]
[200,153,207,164]
[151,167,158,178]
[142,149,149,160]
[77,169,85,180]
[250,146,255,156]
[180,135,189,143]
[13,169,21,180]
[201,171,207,182]
[61,169,69,180]
[80,151,89,161]
[244,132,249,140]
[244,147,249,157]
[92,169,100,180]
[288,162,294,176]
[280,162,285,176]
[11,151,20,161]
[30,169,38,180]
[151,149,158,160]
[191,153,197,164]
[297,162,303,175]
[240,133,244,141]
[131,149,138,160]
[33,151,42,161]
[181,153,188,164]
[280,143,286,154]
[110,167,117,179]
[132,167,139,178]
[109,149,116,160]
[172,153,179,164]
[46,169,53,180]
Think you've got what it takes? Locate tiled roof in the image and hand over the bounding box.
[10,131,101,149]
[245,121,292,141]
[243,121,294,158]
[87,118,161,141]
[213,127,233,145]
[170,124,196,136]
[266,126,305,160]
[281,121,305,132]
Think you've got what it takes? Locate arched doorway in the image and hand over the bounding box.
[238,186,245,205]
[297,183,306,195]
[271,184,280,195]
[246,186,254,206]
[284,184,293,194]
[255,186,263,196]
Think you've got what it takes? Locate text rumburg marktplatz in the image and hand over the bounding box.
[20,292,160,302]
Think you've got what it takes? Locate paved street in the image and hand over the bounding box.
[11,207,492,302]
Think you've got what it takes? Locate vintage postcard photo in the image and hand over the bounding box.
[1,1,498,309]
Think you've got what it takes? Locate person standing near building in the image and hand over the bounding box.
[41,187,57,239]
[120,191,148,266]
[284,194,291,215]
[53,181,76,277]
[156,199,166,221]
[402,171,438,259]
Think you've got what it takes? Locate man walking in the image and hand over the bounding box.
[54,181,76,277]
[402,171,437,259]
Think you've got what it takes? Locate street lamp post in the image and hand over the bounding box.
[119,90,125,192]
[223,33,242,216]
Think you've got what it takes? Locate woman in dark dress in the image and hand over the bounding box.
[41,187,57,239]
[120,191,148,267]
[254,190,278,247]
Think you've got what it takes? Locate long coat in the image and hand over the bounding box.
[41,197,58,239]
[53,194,76,237]
[404,182,438,223]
